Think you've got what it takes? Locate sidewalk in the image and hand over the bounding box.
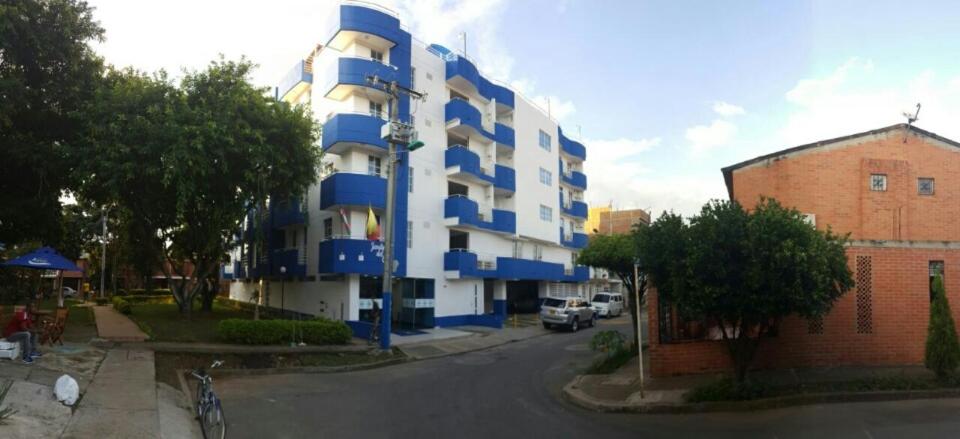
[397,324,550,359]
[92,306,148,342]
[563,356,941,413]
[61,348,200,438]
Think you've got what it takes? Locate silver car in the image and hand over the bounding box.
[540,297,597,332]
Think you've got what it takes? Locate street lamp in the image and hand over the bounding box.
[280,265,286,318]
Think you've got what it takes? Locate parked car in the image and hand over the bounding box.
[591,292,625,318]
[62,286,78,298]
[540,297,596,332]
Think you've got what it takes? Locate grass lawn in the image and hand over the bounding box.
[32,298,98,343]
[127,301,252,343]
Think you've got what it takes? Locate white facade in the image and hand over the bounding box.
[227,2,589,331]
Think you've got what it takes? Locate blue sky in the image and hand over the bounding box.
[88,0,960,217]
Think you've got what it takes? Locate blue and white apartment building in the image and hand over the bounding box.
[225,1,589,336]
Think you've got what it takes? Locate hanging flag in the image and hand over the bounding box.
[339,208,351,235]
[365,205,380,241]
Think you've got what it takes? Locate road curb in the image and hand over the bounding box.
[561,375,960,414]
[400,329,555,360]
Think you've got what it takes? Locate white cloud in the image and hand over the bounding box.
[777,58,960,146]
[713,101,745,117]
[686,119,737,158]
[583,137,663,214]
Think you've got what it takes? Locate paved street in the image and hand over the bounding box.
[217,317,960,439]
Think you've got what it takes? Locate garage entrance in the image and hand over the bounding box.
[506,281,540,314]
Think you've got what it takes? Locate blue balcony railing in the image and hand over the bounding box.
[445,146,495,184]
[561,170,587,190]
[444,252,588,282]
[445,98,494,141]
[271,249,306,277]
[271,198,306,228]
[443,250,497,278]
[322,113,388,153]
[494,164,515,193]
[444,196,515,234]
[481,77,514,109]
[320,173,386,210]
[561,229,588,249]
[325,56,399,99]
[318,238,390,276]
[494,123,515,147]
[278,60,313,100]
[559,128,586,161]
[441,52,515,110]
[323,4,402,50]
[560,194,588,219]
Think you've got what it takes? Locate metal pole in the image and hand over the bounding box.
[634,263,644,398]
[100,207,108,299]
[380,90,398,350]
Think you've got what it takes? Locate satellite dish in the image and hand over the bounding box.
[902,103,921,143]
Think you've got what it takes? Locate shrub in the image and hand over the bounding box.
[925,274,960,380]
[590,330,628,357]
[112,297,132,315]
[94,297,110,306]
[122,295,175,305]
[217,318,351,345]
[684,378,768,403]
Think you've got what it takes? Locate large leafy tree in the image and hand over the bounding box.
[0,0,104,245]
[577,233,643,345]
[644,198,853,382]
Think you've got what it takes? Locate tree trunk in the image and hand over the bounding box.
[725,329,760,383]
[200,277,217,312]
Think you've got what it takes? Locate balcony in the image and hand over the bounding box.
[318,238,389,276]
[561,229,588,249]
[445,98,494,141]
[445,146,494,185]
[271,248,307,277]
[494,122,515,148]
[560,194,588,219]
[444,196,516,235]
[278,59,313,102]
[323,3,402,51]
[321,113,387,154]
[559,128,587,162]
[480,77,514,111]
[443,250,497,279]
[271,198,306,228]
[494,164,515,194]
[324,56,399,101]
[561,170,587,190]
[320,173,386,210]
[439,50,514,111]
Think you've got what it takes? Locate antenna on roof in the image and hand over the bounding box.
[902,103,921,143]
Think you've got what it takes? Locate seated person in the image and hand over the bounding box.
[3,303,42,364]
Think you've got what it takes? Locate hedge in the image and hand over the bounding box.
[217,318,352,345]
[122,295,175,305]
[112,296,132,315]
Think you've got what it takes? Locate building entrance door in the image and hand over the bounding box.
[483,279,494,314]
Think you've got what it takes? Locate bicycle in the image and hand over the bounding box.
[191,360,226,439]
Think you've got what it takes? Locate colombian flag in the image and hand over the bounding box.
[365,205,380,241]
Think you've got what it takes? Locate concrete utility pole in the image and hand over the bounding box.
[100,207,109,299]
[366,75,425,350]
[634,263,645,399]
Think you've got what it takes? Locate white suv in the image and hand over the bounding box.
[591,292,624,318]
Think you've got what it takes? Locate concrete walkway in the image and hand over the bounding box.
[61,349,199,438]
[397,324,550,359]
[92,306,148,342]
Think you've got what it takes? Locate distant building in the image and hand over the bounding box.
[588,207,650,235]
[649,123,960,376]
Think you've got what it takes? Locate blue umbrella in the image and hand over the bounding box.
[2,246,81,271]
[2,246,82,307]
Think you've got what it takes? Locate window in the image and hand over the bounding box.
[534,245,543,261]
[407,221,413,249]
[410,67,416,89]
[930,261,945,302]
[323,218,333,239]
[571,252,578,266]
[369,101,383,118]
[370,49,384,63]
[540,205,552,222]
[803,213,816,226]
[538,130,552,151]
[368,156,382,177]
[856,256,873,334]
[290,229,298,248]
[408,167,414,193]
[870,174,887,192]
[513,241,523,258]
[918,177,935,195]
[539,168,552,185]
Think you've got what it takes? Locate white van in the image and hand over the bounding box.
[591,292,625,318]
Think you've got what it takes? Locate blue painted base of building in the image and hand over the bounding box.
[345,320,374,340]
[434,313,503,329]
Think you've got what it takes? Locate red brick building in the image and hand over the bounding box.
[649,124,960,376]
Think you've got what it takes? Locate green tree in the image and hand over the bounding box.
[925,274,960,380]
[577,233,643,345]
[0,0,105,245]
[647,198,853,382]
